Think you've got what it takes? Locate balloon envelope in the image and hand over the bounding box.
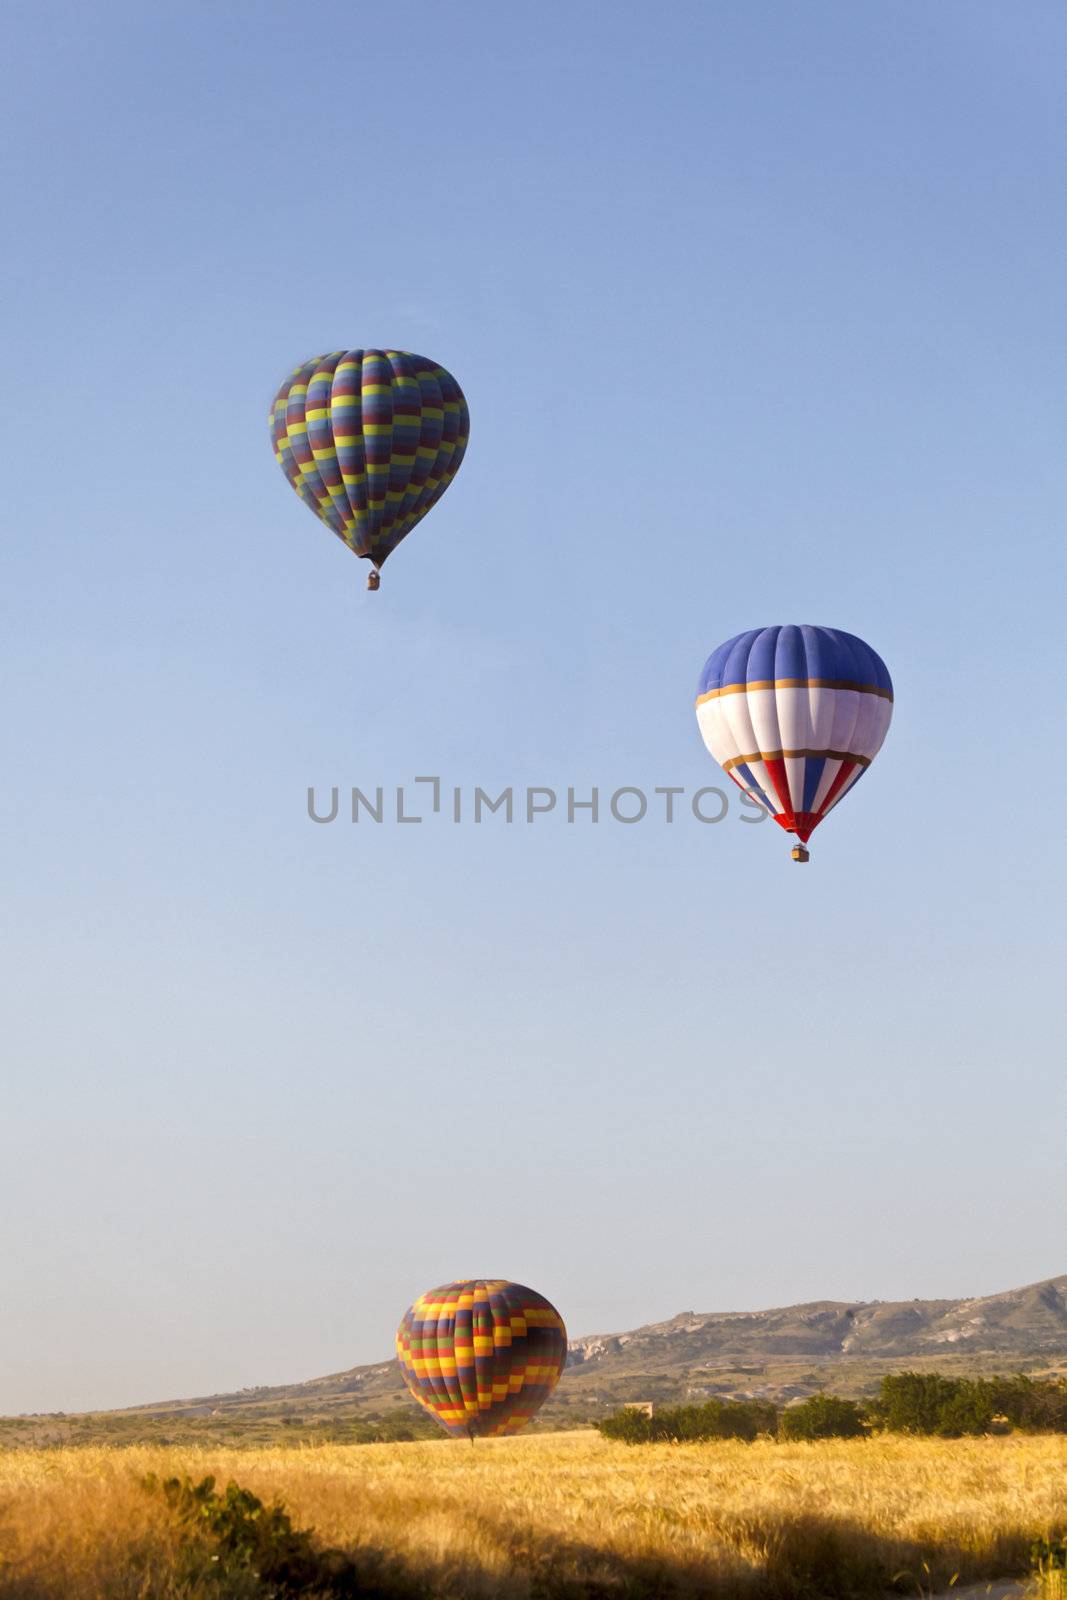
[396,1279,567,1438]
[269,349,469,574]
[695,625,893,845]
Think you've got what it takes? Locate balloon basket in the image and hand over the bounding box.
[366,570,381,592]
[791,844,810,863]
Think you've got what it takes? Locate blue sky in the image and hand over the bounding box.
[2,0,1065,1414]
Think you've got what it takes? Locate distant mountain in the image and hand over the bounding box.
[556,1274,1067,1407]
[5,1275,1065,1448]
[568,1273,1067,1371]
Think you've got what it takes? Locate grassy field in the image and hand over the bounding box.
[0,1431,1064,1598]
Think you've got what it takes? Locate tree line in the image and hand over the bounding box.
[595,1372,1067,1443]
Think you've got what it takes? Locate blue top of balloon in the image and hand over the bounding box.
[697,626,893,700]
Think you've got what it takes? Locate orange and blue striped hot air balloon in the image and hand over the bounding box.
[269,349,469,590]
[396,1279,568,1439]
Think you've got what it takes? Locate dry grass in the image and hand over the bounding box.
[0,1431,1064,1598]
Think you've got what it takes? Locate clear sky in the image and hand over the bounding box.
[2,0,1065,1415]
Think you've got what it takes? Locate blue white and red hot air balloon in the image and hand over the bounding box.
[695,625,893,861]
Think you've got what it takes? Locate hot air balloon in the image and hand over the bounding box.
[269,349,469,590]
[396,1279,567,1439]
[695,625,893,862]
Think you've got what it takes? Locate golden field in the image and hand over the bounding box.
[0,1430,1064,1598]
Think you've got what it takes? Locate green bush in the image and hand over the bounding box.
[599,1374,1067,1448]
[1032,1534,1066,1570]
[869,1373,1067,1437]
[1032,1534,1067,1600]
[143,1472,364,1595]
[870,1373,961,1434]
[986,1375,1067,1432]
[595,1407,656,1443]
[596,1399,777,1444]
[779,1395,866,1440]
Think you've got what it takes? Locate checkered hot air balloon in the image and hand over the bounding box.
[396,1279,568,1439]
[695,625,893,862]
[269,349,469,590]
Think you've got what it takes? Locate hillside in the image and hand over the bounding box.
[5,1274,1065,1448]
[569,1273,1067,1374]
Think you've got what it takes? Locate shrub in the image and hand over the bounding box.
[143,1472,363,1595]
[988,1375,1067,1433]
[871,1373,962,1434]
[870,1373,1067,1437]
[1032,1534,1067,1600]
[596,1407,655,1443]
[934,1385,999,1438]
[779,1395,866,1440]
[597,1399,777,1444]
